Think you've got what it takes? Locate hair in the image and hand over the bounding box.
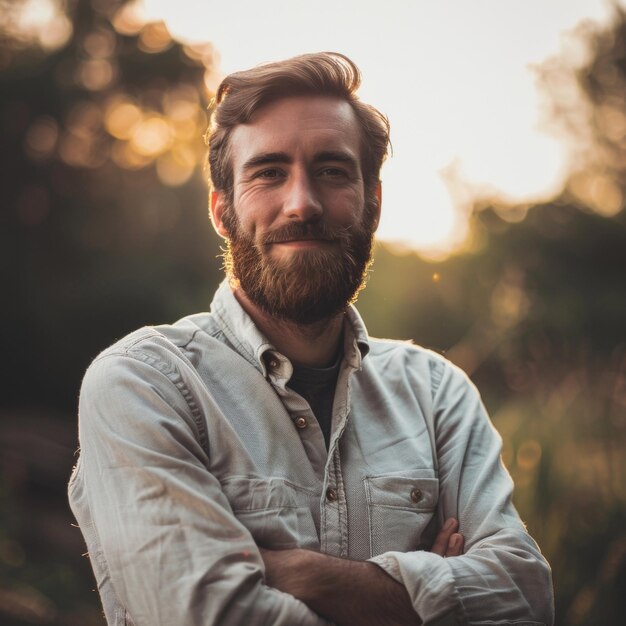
[205,52,391,199]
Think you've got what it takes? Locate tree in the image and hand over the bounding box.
[0,0,223,413]
[0,2,222,622]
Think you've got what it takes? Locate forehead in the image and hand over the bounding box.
[228,96,362,171]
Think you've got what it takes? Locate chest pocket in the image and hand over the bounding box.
[220,476,320,550]
[364,470,439,557]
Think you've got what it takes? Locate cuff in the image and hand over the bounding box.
[369,551,466,625]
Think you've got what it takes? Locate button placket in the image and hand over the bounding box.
[319,447,348,557]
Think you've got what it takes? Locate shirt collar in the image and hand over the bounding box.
[343,303,370,369]
[210,279,370,375]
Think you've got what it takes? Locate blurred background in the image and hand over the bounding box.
[0,0,625,624]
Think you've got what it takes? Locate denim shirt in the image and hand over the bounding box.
[68,280,554,626]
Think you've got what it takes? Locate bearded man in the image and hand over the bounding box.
[69,53,554,626]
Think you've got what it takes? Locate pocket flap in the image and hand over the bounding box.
[220,476,314,512]
[364,472,439,510]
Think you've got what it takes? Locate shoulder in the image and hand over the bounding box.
[81,312,230,390]
[77,314,228,444]
[367,336,447,364]
[365,337,471,396]
[91,311,226,364]
[366,339,492,444]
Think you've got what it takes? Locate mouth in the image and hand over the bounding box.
[261,221,343,249]
[265,237,335,250]
[273,239,331,246]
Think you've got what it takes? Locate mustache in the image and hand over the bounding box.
[260,221,352,246]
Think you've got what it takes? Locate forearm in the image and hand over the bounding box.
[261,548,421,626]
[260,518,464,626]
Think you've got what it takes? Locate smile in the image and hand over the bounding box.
[269,239,334,248]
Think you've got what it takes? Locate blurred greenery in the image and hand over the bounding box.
[1,1,625,624]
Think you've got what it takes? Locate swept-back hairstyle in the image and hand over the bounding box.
[206,52,390,197]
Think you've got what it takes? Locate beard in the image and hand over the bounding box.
[221,196,377,326]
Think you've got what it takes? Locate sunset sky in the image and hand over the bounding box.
[130,0,624,257]
[17,0,622,257]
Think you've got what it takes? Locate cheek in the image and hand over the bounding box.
[322,187,366,223]
[233,188,280,234]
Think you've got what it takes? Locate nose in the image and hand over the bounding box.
[282,171,323,222]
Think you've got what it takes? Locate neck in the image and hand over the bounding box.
[233,288,344,367]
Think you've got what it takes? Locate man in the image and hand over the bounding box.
[69,52,554,625]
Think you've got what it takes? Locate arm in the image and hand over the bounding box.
[70,349,330,626]
[368,361,554,625]
[260,520,464,626]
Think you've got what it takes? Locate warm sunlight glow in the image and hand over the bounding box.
[17,0,56,29]
[7,0,72,50]
[101,91,206,175]
[138,21,173,54]
[130,116,172,157]
[156,146,197,186]
[569,171,624,216]
[105,100,143,140]
[112,1,145,36]
[129,0,622,256]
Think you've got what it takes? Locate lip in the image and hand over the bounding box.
[270,239,332,248]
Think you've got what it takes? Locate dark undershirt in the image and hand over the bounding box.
[287,351,342,450]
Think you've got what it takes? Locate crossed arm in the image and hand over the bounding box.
[260,518,464,626]
[74,350,553,625]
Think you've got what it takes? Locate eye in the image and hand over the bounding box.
[319,167,349,178]
[255,168,284,179]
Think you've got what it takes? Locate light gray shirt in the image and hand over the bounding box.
[68,280,554,626]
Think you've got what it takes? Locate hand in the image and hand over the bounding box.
[431,517,464,557]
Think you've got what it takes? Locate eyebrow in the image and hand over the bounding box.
[241,152,291,172]
[313,151,359,168]
[241,150,359,172]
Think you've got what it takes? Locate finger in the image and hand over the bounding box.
[431,518,458,556]
[445,532,464,557]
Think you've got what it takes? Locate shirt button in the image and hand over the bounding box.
[410,488,423,503]
[326,487,338,502]
[295,416,308,429]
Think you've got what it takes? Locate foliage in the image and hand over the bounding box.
[0,0,222,412]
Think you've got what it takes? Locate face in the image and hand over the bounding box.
[211,96,381,325]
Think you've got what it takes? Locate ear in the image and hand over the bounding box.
[372,181,382,232]
[210,190,229,238]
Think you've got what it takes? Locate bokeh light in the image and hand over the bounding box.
[104,99,143,140]
[0,0,72,51]
[24,116,59,160]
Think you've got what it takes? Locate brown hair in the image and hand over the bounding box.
[206,52,390,198]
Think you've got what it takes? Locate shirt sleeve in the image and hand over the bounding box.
[369,360,555,625]
[71,348,331,626]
